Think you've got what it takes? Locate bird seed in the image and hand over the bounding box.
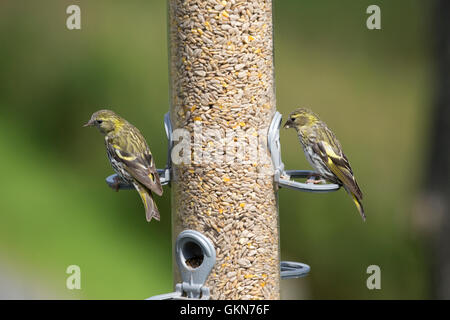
[168,0,279,300]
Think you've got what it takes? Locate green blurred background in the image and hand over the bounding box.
[0,0,433,299]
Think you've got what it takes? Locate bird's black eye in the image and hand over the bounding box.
[96,120,103,124]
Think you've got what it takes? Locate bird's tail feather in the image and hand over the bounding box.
[351,193,365,221]
[135,183,160,222]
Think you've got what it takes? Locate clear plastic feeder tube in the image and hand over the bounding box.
[168,0,280,300]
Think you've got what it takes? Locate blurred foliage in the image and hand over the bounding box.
[0,0,432,299]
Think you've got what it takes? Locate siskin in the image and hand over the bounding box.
[283,108,365,221]
[84,109,163,222]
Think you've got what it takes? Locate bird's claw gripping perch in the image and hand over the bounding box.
[107,169,169,190]
[306,177,326,184]
[305,173,326,184]
[111,175,122,191]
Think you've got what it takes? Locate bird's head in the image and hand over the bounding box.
[84,109,123,135]
[283,108,320,131]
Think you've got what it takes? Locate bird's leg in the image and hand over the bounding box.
[306,173,317,184]
[306,173,325,184]
[112,175,121,192]
[312,177,326,184]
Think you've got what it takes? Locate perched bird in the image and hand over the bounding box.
[283,108,365,221]
[84,110,163,222]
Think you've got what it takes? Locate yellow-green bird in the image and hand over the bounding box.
[84,110,163,222]
[283,108,365,221]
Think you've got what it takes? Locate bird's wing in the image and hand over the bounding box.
[109,130,163,196]
[313,138,363,201]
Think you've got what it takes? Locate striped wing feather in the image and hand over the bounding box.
[121,149,163,196]
[108,128,163,196]
[313,128,363,201]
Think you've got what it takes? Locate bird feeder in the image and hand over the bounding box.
[107,0,340,300]
[167,0,280,300]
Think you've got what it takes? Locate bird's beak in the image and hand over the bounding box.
[83,119,94,127]
[283,119,292,129]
